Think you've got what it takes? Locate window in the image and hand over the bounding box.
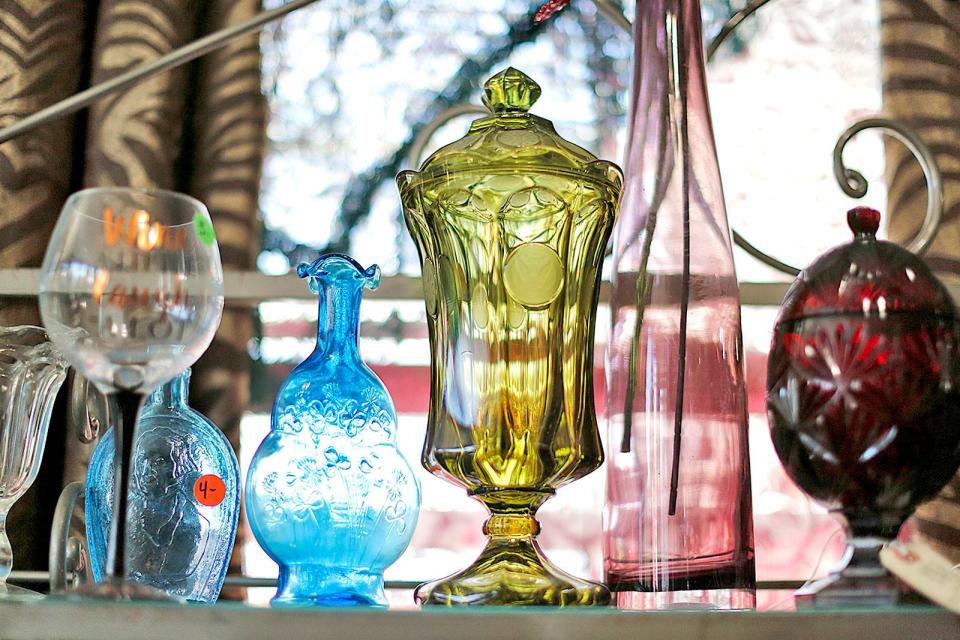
[243,0,884,609]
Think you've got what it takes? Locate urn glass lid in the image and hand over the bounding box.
[777,207,957,323]
[404,67,622,190]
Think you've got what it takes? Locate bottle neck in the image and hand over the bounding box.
[626,0,731,248]
[316,280,363,360]
[154,371,190,408]
[633,0,706,103]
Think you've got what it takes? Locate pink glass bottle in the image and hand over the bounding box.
[603,0,755,609]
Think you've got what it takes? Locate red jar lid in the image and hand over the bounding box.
[776,207,956,322]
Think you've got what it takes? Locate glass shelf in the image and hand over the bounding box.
[0,598,955,640]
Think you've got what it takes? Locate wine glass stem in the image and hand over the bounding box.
[105,390,145,581]
[0,509,11,584]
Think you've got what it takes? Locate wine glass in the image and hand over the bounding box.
[39,187,224,599]
[0,326,68,598]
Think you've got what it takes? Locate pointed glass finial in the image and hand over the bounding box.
[482,67,541,114]
[847,206,881,239]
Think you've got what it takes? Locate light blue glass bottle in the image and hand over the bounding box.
[85,369,241,603]
[245,254,420,607]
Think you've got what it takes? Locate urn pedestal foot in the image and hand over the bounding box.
[416,511,610,607]
[795,536,911,608]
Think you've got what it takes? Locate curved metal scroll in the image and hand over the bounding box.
[834,117,942,256]
[406,103,489,169]
[586,0,946,275]
[406,2,945,274]
[704,0,775,60]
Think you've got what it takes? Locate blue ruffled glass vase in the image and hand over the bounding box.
[85,368,241,603]
[245,254,420,607]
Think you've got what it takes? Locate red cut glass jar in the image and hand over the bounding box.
[767,206,960,606]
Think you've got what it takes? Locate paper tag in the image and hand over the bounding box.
[881,540,960,613]
[193,474,227,507]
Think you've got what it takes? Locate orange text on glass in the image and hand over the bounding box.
[103,207,185,251]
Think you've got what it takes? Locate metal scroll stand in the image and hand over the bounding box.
[22,0,946,591]
[406,0,946,271]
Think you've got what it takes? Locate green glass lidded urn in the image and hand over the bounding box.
[397,68,623,606]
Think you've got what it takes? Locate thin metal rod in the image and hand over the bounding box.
[619,105,670,454]
[0,0,323,145]
[668,3,691,518]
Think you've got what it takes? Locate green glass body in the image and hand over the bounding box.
[397,68,622,606]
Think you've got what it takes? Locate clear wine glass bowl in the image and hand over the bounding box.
[39,187,223,394]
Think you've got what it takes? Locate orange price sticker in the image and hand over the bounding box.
[193,474,226,507]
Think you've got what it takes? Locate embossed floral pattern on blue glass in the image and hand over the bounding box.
[245,254,420,607]
[86,368,241,603]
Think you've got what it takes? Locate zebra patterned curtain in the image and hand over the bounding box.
[0,0,90,576]
[881,0,960,562]
[0,0,265,579]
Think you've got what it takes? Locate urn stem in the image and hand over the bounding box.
[483,514,541,538]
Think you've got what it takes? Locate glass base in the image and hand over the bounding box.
[795,535,915,608]
[66,578,182,602]
[416,535,610,607]
[612,588,755,610]
[795,570,903,608]
[0,583,44,601]
[272,567,386,608]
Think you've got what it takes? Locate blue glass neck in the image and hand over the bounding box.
[152,370,190,408]
[316,279,363,361]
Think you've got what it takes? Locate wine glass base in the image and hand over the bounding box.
[0,583,45,601]
[65,579,183,602]
[415,535,610,606]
